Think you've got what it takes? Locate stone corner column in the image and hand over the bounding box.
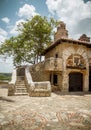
[83,74,89,92]
[61,72,69,92]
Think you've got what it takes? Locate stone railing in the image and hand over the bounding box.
[8,69,17,96]
[25,66,51,97]
[45,57,62,71]
[25,66,35,91]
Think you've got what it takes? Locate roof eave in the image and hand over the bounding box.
[42,38,91,55]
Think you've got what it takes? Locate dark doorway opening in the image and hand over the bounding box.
[89,67,91,91]
[69,72,83,92]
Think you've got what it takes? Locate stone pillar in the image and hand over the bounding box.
[83,64,89,92]
[83,74,89,92]
[61,71,69,92]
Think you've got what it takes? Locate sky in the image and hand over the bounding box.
[0,0,91,73]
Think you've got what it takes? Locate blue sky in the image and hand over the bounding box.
[0,0,91,73]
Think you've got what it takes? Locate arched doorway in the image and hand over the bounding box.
[69,72,83,92]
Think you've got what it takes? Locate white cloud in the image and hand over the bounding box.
[46,0,91,39]
[0,35,6,44]
[0,29,12,73]
[0,28,13,72]
[0,58,13,73]
[0,28,7,36]
[18,4,38,18]
[1,17,10,24]
[11,4,39,35]
[10,19,25,35]
[0,28,8,43]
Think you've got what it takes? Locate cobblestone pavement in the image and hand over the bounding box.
[0,88,91,130]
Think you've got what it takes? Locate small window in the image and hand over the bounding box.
[55,53,58,58]
[53,74,58,85]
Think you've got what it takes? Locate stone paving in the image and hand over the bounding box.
[0,88,91,130]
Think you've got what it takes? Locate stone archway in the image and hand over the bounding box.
[69,72,83,92]
[61,46,89,93]
[63,47,88,70]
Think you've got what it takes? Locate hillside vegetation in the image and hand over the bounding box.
[0,73,11,81]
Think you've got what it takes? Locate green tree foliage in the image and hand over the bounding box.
[0,15,59,66]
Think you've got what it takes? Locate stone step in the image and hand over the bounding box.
[14,92,28,96]
[16,79,25,81]
[16,88,27,90]
[16,86,26,88]
[17,81,25,83]
[16,82,25,84]
[15,89,27,93]
[16,80,25,82]
[16,86,27,89]
[15,91,27,94]
[16,83,25,85]
[16,85,26,87]
[14,79,28,96]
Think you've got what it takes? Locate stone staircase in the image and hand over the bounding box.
[8,67,51,97]
[14,79,28,96]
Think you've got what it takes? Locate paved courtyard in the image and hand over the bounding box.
[0,87,91,130]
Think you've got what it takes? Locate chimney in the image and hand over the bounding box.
[54,21,68,41]
[79,34,90,42]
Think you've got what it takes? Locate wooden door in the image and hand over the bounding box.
[69,72,83,92]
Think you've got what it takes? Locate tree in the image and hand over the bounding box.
[0,15,59,66]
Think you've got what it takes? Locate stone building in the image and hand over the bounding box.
[30,21,91,93]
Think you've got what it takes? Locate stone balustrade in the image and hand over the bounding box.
[25,66,35,91]
[45,57,62,71]
[8,69,17,96]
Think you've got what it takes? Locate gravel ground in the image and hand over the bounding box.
[0,88,91,130]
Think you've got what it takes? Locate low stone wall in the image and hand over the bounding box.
[29,81,51,97]
[8,84,15,96]
[25,66,51,97]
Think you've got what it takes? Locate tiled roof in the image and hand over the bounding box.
[42,38,91,55]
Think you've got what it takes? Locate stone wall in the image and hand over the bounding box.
[45,44,63,59]
[30,62,50,82]
[29,62,63,92]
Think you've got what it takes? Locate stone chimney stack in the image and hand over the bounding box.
[54,21,68,41]
[79,34,90,42]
